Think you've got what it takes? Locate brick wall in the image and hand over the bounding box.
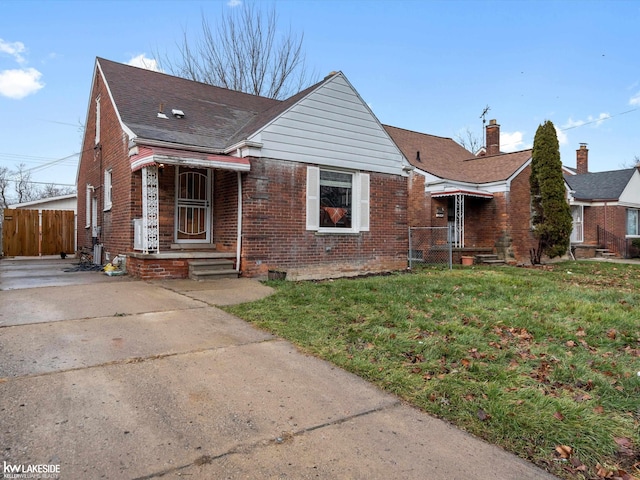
[504,166,537,262]
[127,256,189,279]
[464,198,498,247]
[240,157,408,279]
[408,173,429,226]
[213,170,239,251]
[77,70,134,261]
[582,204,627,245]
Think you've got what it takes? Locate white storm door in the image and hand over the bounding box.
[570,205,583,243]
[175,168,211,243]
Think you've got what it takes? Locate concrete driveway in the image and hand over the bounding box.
[0,257,558,479]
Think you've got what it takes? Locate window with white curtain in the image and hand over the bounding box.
[627,208,639,236]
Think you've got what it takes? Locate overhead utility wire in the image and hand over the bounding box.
[558,107,638,131]
[27,152,79,173]
[497,106,639,151]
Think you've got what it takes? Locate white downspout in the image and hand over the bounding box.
[236,171,242,272]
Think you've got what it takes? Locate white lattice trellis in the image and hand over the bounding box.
[142,165,159,253]
[454,193,464,248]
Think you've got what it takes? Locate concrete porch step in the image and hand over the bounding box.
[474,254,506,265]
[188,259,238,281]
[595,249,617,258]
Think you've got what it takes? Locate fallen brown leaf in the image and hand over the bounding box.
[573,393,592,402]
[553,411,564,421]
[595,463,612,478]
[555,445,573,459]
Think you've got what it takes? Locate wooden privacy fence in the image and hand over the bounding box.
[2,209,75,256]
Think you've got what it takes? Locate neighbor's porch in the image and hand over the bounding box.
[431,189,500,256]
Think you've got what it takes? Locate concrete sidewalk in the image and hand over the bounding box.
[0,264,558,479]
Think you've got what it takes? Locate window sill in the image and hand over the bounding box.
[314,229,361,236]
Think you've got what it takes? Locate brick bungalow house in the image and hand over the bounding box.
[564,145,640,258]
[76,58,410,280]
[385,120,537,264]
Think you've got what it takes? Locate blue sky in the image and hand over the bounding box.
[1,0,639,190]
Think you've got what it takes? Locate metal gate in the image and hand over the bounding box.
[2,209,75,256]
[408,226,452,269]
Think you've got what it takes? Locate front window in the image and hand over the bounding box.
[306,166,368,233]
[627,208,639,236]
[319,170,352,229]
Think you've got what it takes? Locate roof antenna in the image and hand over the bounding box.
[480,105,490,148]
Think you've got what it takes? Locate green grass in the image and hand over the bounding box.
[224,261,640,479]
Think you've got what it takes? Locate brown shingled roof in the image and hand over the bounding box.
[383,124,531,183]
[98,57,288,151]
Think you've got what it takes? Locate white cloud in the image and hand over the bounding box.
[561,113,610,133]
[127,54,161,72]
[500,131,526,152]
[227,0,242,6]
[591,112,611,126]
[630,92,640,106]
[555,125,568,145]
[0,67,44,99]
[563,117,585,129]
[0,38,26,64]
[0,38,45,99]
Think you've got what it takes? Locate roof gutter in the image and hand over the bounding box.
[224,140,263,154]
[571,196,618,202]
[131,137,225,155]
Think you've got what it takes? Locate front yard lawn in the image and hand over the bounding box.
[224,261,640,480]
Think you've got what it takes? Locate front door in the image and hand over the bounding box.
[175,167,211,243]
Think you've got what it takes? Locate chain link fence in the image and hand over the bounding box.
[408,226,452,269]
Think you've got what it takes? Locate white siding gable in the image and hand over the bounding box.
[619,169,640,207]
[248,74,406,176]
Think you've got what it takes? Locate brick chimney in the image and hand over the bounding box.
[486,119,500,156]
[576,143,588,174]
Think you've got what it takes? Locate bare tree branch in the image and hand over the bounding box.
[156,3,315,99]
[0,166,10,209]
[14,164,36,204]
[455,127,482,154]
[619,155,640,169]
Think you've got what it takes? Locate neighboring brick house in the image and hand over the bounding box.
[385,120,538,264]
[564,145,640,258]
[76,58,410,280]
